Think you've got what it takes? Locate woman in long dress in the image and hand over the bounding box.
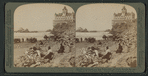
[116,43,123,53]
[58,42,65,53]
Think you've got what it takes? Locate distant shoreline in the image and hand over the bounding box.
[76,31,105,33]
[14,31,51,33]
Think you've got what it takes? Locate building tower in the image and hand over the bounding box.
[121,6,127,16]
[112,6,135,25]
[62,6,68,16]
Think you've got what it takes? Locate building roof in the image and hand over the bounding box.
[55,13,74,17]
[114,13,122,16]
[55,13,62,16]
[114,12,134,17]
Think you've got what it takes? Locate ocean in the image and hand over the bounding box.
[76,32,112,40]
[14,32,53,41]
[14,32,112,41]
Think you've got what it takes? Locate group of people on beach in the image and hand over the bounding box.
[25,40,67,63]
[82,42,123,63]
[14,37,38,43]
[25,46,54,63]
[75,37,96,43]
[22,35,123,67]
[83,46,111,63]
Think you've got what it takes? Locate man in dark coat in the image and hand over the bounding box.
[58,43,65,53]
[22,38,24,42]
[116,43,123,53]
[44,46,54,61]
[81,38,83,42]
[39,40,43,45]
[102,46,112,62]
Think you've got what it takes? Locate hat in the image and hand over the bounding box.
[91,46,95,50]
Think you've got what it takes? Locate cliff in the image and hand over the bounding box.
[69,21,137,67]
[109,21,137,67]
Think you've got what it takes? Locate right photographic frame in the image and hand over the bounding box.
[74,3,140,68]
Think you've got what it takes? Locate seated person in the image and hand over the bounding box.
[44,46,54,61]
[116,43,123,53]
[25,47,33,54]
[39,40,43,45]
[94,49,99,57]
[84,47,92,58]
[88,46,98,57]
[32,46,41,57]
[58,43,65,53]
[102,46,112,62]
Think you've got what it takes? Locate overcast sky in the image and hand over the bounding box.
[76,3,137,31]
[14,3,74,31]
[14,3,137,31]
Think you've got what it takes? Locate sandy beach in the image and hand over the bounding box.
[14,42,35,62]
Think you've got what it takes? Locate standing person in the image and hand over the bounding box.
[26,38,28,42]
[44,46,54,61]
[44,35,48,40]
[85,38,88,42]
[77,38,80,43]
[102,46,112,62]
[116,43,123,53]
[22,38,24,42]
[81,38,83,42]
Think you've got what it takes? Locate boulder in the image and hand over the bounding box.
[126,57,137,67]
[122,45,128,53]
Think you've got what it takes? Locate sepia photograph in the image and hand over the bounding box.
[13,3,137,68]
[14,3,76,67]
[3,2,146,73]
[72,4,137,67]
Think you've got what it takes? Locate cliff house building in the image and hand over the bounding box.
[112,6,135,25]
[53,6,75,26]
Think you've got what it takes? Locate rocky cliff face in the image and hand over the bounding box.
[111,21,137,67]
[69,21,137,68]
